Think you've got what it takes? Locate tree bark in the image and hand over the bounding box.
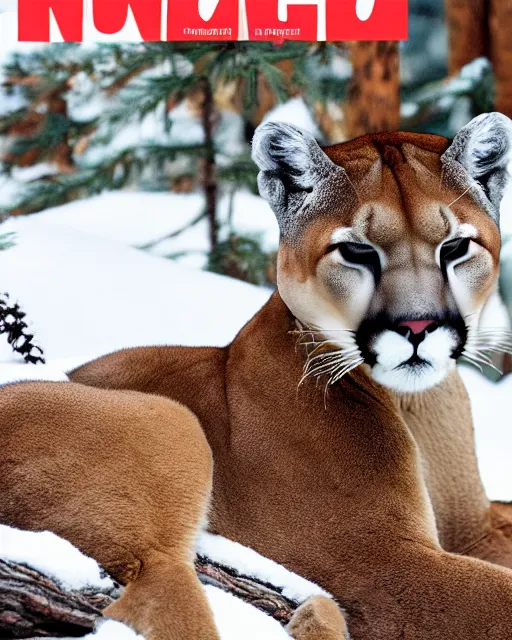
[446,0,512,118]
[344,42,400,139]
[0,556,297,638]
[199,78,219,253]
[445,0,488,76]
[489,0,512,117]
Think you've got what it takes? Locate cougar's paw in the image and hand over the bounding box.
[288,596,349,640]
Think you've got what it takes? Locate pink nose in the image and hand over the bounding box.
[398,320,437,335]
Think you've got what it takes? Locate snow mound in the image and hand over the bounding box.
[458,365,512,502]
[0,215,271,368]
[0,525,114,592]
[31,190,279,268]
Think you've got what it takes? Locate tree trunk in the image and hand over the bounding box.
[446,0,512,118]
[445,0,488,76]
[489,0,512,117]
[0,556,297,638]
[200,78,219,253]
[344,42,400,139]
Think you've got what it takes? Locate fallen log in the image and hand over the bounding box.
[0,556,297,638]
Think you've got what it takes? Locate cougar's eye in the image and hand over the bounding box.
[440,237,471,281]
[336,242,382,285]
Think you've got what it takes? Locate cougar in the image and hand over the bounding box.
[2,113,512,639]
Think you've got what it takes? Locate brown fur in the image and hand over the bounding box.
[393,372,512,569]
[68,292,512,639]
[288,596,350,640]
[0,379,340,640]
[2,130,512,639]
[0,382,220,640]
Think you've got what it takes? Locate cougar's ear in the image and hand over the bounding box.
[442,112,512,220]
[252,122,344,235]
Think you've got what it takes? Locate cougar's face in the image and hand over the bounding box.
[253,115,511,393]
[279,202,498,393]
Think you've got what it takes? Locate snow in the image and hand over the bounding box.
[85,620,143,640]
[36,191,206,248]
[0,215,272,369]
[0,523,298,639]
[458,365,512,502]
[198,533,329,603]
[400,102,419,119]
[0,524,114,592]
[205,585,290,640]
[77,100,246,168]
[31,190,279,266]
[0,165,62,208]
[500,171,512,236]
[0,363,69,385]
[0,155,64,208]
[459,57,491,82]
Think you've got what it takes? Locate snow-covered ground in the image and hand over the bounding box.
[31,189,279,269]
[0,214,272,369]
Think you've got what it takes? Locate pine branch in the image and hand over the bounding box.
[0,293,45,365]
[0,232,16,250]
[136,209,207,252]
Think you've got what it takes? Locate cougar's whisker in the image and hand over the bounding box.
[466,339,512,352]
[462,349,502,375]
[462,354,484,374]
[291,328,356,336]
[446,184,475,209]
[328,357,365,386]
[303,353,359,380]
[300,346,362,387]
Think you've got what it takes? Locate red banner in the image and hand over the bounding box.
[17,0,408,43]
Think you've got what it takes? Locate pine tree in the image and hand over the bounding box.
[0,42,349,270]
[0,234,46,364]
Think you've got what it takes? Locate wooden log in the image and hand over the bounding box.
[0,556,297,638]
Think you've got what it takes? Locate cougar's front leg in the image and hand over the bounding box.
[288,597,349,640]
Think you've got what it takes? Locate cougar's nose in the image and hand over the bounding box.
[397,320,438,335]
